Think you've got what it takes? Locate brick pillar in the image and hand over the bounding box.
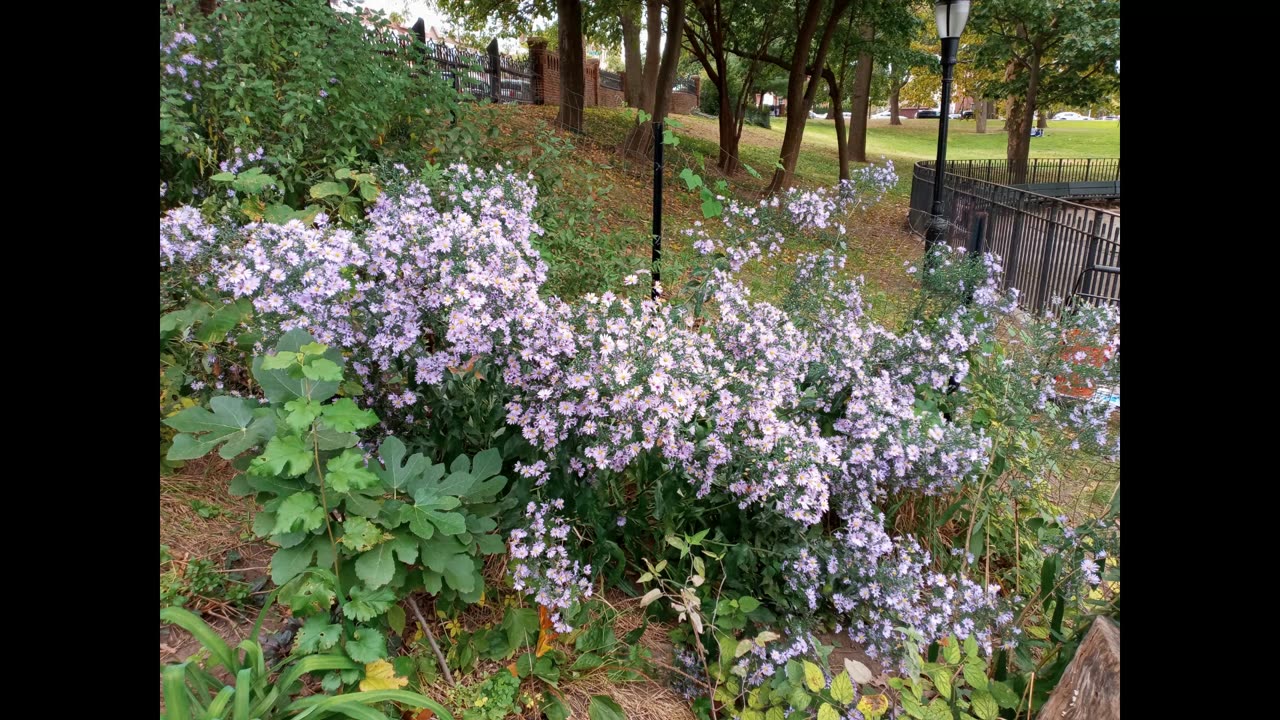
[527,37,547,105]
[694,75,701,101]
[586,57,601,107]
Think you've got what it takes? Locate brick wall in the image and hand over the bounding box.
[527,38,698,115]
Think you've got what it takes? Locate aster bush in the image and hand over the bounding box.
[159,156,1118,719]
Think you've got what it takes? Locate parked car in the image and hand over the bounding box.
[915,109,941,119]
[961,110,974,119]
[1101,115,1120,120]
[948,113,962,119]
[871,110,909,121]
[1052,111,1086,121]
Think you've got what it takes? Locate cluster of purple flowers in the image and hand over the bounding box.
[163,164,549,424]
[160,29,216,90]
[507,499,594,633]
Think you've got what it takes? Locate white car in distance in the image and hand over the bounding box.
[1052,111,1087,121]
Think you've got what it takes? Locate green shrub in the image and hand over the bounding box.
[159,0,459,207]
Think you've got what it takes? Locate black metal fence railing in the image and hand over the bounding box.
[672,76,698,94]
[600,70,623,91]
[389,22,534,104]
[909,158,1120,315]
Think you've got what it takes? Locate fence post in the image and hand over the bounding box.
[1081,212,1105,297]
[1004,195,1027,294]
[1036,204,1061,313]
[527,38,547,105]
[652,121,663,300]
[969,212,988,255]
[487,39,501,103]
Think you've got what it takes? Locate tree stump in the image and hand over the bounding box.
[1037,617,1119,720]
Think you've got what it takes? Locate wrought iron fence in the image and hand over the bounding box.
[910,158,1120,315]
[600,70,624,91]
[672,76,698,94]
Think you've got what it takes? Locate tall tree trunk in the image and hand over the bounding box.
[845,25,874,166]
[1037,105,1048,128]
[199,0,217,15]
[621,2,643,106]
[767,0,851,195]
[825,68,848,181]
[974,98,987,133]
[556,0,586,133]
[638,0,662,112]
[622,0,687,159]
[889,84,902,125]
[1006,51,1039,182]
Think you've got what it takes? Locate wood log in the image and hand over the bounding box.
[1037,616,1119,720]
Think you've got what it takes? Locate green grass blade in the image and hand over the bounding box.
[276,654,359,694]
[286,690,454,720]
[203,685,236,720]
[161,607,238,674]
[234,667,252,720]
[331,705,392,720]
[162,664,191,720]
[238,639,266,679]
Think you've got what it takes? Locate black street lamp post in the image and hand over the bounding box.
[924,0,971,252]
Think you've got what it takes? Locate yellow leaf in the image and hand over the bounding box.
[817,703,840,720]
[803,661,826,692]
[359,659,408,692]
[857,694,889,719]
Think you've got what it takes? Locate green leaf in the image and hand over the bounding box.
[303,358,343,382]
[262,352,298,371]
[344,585,396,622]
[925,699,952,720]
[830,671,855,704]
[345,628,387,663]
[943,638,961,664]
[701,195,723,219]
[679,167,703,190]
[165,396,272,461]
[476,533,507,555]
[354,534,417,589]
[253,331,343,403]
[737,596,761,613]
[900,690,926,718]
[401,489,465,539]
[321,398,378,432]
[963,659,989,690]
[284,398,323,432]
[803,661,826,692]
[929,668,952,699]
[765,708,785,720]
[270,537,333,586]
[295,615,342,654]
[970,690,999,720]
[375,436,428,492]
[572,652,605,671]
[470,447,502,479]
[817,704,839,720]
[232,168,275,194]
[273,492,325,535]
[534,655,561,685]
[963,635,979,659]
[314,423,359,451]
[310,181,350,199]
[544,695,570,720]
[197,299,253,343]
[252,434,313,477]
[326,450,380,494]
[989,680,1020,709]
[442,553,478,592]
[211,171,236,182]
[588,695,626,720]
[340,516,383,552]
[387,605,406,637]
